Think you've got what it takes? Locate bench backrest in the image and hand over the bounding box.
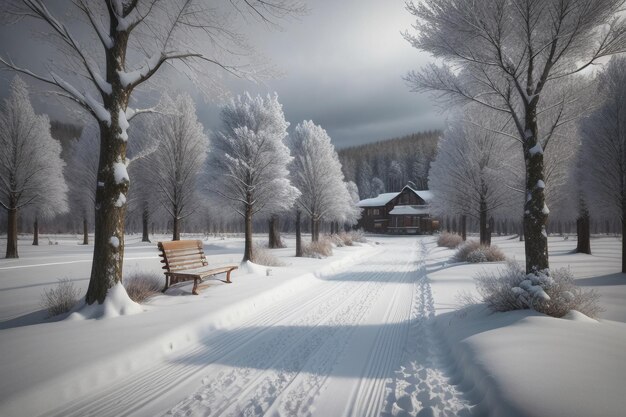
[158,240,208,273]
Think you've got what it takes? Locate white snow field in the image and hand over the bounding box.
[0,233,625,417]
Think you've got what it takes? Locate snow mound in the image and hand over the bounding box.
[239,260,270,276]
[562,309,598,323]
[68,282,142,320]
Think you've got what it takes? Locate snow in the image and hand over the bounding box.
[542,203,550,215]
[117,53,161,88]
[112,160,129,184]
[357,192,400,207]
[118,108,129,141]
[0,234,624,417]
[529,142,544,155]
[389,204,430,215]
[68,282,142,320]
[536,179,545,189]
[114,192,126,207]
[109,236,119,248]
[84,92,111,125]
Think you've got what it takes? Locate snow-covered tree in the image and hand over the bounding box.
[0,77,68,258]
[429,110,520,245]
[405,0,626,274]
[370,177,385,197]
[0,0,303,303]
[207,93,299,262]
[142,94,207,241]
[580,56,626,272]
[66,124,100,245]
[288,120,356,243]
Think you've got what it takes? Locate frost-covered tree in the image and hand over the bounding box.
[66,124,100,245]
[370,177,385,197]
[580,56,626,272]
[429,110,520,245]
[142,94,207,241]
[288,120,355,243]
[207,93,299,262]
[0,0,303,303]
[0,77,68,258]
[406,0,626,274]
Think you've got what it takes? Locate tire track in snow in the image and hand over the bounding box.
[269,242,420,417]
[165,250,416,417]
[381,239,471,417]
[45,258,380,417]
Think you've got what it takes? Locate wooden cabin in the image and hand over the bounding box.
[357,186,438,234]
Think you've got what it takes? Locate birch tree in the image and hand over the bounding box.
[142,94,207,241]
[0,77,69,258]
[580,56,626,272]
[405,0,626,274]
[0,0,303,303]
[207,93,299,262]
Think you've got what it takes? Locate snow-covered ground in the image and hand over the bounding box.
[0,233,624,417]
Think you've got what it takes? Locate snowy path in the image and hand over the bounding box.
[42,238,470,417]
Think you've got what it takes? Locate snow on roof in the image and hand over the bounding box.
[389,205,430,215]
[404,186,434,203]
[357,192,400,207]
[357,186,434,207]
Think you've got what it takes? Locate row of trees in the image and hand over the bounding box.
[407,0,626,275]
[0,80,360,267]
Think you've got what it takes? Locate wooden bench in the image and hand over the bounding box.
[157,240,238,295]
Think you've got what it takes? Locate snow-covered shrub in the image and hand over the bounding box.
[454,241,506,263]
[252,243,286,267]
[437,232,463,249]
[350,229,367,243]
[475,261,602,318]
[329,233,345,247]
[302,238,333,258]
[124,272,163,303]
[41,279,79,317]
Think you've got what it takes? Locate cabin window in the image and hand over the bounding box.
[373,208,380,215]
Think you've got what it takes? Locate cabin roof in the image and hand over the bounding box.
[389,205,430,215]
[357,185,433,208]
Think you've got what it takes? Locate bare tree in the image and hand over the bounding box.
[580,56,626,272]
[142,94,207,241]
[207,93,299,262]
[0,0,304,303]
[429,109,521,245]
[0,77,69,258]
[405,0,626,274]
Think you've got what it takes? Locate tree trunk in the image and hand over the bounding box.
[243,197,253,262]
[622,206,626,273]
[311,217,320,242]
[295,210,303,257]
[85,119,130,304]
[32,217,39,246]
[6,207,18,258]
[479,199,489,246]
[82,216,89,245]
[487,217,494,246]
[519,219,524,242]
[576,197,591,254]
[142,206,150,242]
[523,110,549,274]
[268,214,281,248]
[172,215,180,241]
[460,215,467,241]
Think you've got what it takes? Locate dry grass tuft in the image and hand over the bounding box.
[41,279,80,317]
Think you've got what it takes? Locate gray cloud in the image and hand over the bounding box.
[0,0,443,148]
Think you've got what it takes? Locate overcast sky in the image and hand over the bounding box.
[0,0,443,149]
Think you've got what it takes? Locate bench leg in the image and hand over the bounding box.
[226,270,233,283]
[192,278,200,295]
[162,275,169,293]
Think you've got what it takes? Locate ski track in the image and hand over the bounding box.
[381,240,471,417]
[41,239,471,417]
